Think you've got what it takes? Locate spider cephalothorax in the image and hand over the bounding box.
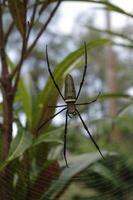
[37,43,105,167]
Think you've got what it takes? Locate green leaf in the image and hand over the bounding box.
[87,25,133,44]
[7,56,32,123]
[0,127,64,171]
[32,39,110,132]
[33,130,63,146]
[8,131,33,160]
[60,0,133,18]
[18,79,32,124]
[99,93,132,100]
[40,151,108,200]
[0,131,33,171]
[117,103,133,116]
[91,163,119,187]
[112,41,133,49]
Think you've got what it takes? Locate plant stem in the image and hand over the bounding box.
[0,2,13,199]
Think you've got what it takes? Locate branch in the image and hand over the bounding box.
[0,3,14,199]
[11,58,24,96]
[11,0,28,96]
[4,22,14,45]
[26,2,37,42]
[0,2,8,77]
[10,0,61,81]
[24,0,61,59]
[9,0,61,97]
[38,0,52,15]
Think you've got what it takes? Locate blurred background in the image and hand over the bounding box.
[0,0,133,199]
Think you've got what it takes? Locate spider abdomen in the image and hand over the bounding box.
[64,74,76,103]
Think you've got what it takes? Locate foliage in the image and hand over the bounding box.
[0,0,133,200]
[72,155,133,200]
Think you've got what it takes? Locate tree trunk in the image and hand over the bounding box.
[0,3,13,198]
[104,5,121,143]
[0,81,13,200]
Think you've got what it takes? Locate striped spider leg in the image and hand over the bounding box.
[37,43,104,167]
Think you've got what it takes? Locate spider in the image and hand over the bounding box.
[37,43,105,167]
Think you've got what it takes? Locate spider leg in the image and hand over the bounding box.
[64,110,69,167]
[68,113,73,118]
[48,104,66,108]
[46,45,65,101]
[76,109,105,160]
[37,107,66,131]
[76,42,88,100]
[75,92,101,106]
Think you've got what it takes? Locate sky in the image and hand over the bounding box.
[55,0,133,34]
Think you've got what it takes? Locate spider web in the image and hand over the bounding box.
[0,125,133,200]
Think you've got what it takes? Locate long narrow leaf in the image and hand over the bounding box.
[87,25,133,43]
[0,129,64,171]
[33,131,63,146]
[40,151,108,200]
[7,56,32,123]
[50,0,133,18]
[0,131,33,171]
[99,93,132,100]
